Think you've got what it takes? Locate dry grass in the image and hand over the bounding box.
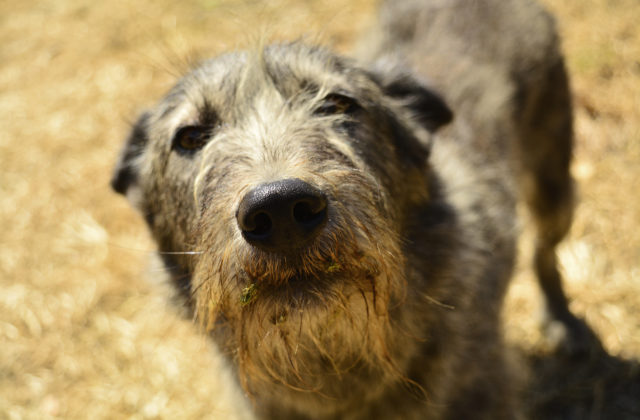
[1,0,638,418]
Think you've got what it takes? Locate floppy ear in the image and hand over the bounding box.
[111,112,151,196]
[368,61,453,132]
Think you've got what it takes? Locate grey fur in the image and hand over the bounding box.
[112,0,588,418]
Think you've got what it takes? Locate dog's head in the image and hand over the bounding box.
[112,42,451,414]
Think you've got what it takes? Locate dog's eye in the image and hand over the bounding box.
[314,93,361,116]
[172,125,213,153]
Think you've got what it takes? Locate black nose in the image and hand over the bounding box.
[236,179,328,252]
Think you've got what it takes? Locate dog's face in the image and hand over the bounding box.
[112,43,451,413]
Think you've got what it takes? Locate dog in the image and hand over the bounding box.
[111,0,587,417]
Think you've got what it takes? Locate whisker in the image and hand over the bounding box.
[157,251,203,255]
[107,241,202,255]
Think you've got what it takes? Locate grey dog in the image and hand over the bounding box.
[112,0,589,418]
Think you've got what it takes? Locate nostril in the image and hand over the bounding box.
[293,200,326,226]
[250,212,272,236]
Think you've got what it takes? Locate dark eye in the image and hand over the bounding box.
[172,125,213,153]
[314,93,361,116]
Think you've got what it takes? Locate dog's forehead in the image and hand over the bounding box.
[259,43,358,88]
[150,44,381,132]
[174,44,366,104]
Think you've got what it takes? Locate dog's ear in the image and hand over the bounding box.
[368,61,453,132]
[111,112,151,196]
[380,73,453,132]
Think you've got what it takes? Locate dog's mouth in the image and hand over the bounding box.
[237,253,377,309]
[239,275,329,310]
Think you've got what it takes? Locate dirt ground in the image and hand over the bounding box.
[1,0,638,419]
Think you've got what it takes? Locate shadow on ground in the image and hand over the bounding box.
[526,333,640,419]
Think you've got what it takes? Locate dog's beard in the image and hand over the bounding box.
[191,187,409,413]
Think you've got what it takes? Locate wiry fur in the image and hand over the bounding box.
[112,0,584,418]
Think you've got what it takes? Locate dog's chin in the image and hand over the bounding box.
[191,236,408,413]
[215,268,399,408]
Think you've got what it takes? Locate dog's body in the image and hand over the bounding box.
[112,0,581,418]
[362,0,583,347]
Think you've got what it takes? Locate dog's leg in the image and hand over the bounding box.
[518,58,599,354]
